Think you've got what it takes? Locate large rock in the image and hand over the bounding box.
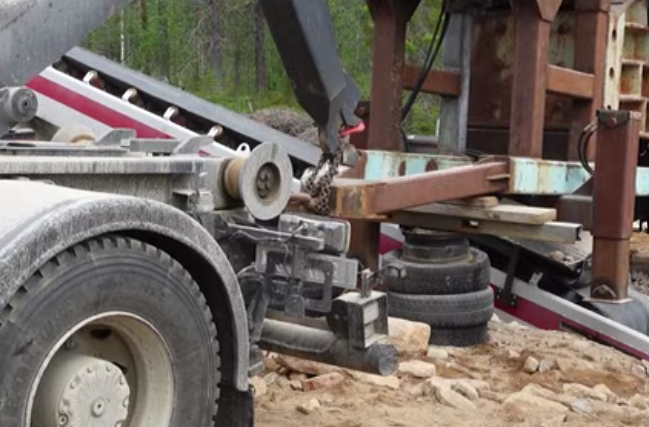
[397,360,437,378]
[593,384,618,403]
[562,383,607,402]
[436,385,477,410]
[296,398,321,415]
[387,317,431,356]
[348,371,400,390]
[504,392,569,413]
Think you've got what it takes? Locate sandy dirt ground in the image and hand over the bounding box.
[254,318,649,427]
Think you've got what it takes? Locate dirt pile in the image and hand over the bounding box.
[249,107,318,144]
[255,317,649,427]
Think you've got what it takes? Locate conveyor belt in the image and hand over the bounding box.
[55,47,321,170]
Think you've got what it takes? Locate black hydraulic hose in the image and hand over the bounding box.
[402,1,450,121]
[578,123,597,176]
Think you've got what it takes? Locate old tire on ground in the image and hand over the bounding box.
[0,236,220,427]
[387,287,494,329]
[383,248,490,295]
[429,324,489,347]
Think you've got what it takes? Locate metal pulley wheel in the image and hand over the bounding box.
[51,124,97,144]
[225,143,293,221]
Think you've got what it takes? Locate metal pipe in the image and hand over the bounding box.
[259,319,398,376]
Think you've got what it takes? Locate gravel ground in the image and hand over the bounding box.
[255,319,649,427]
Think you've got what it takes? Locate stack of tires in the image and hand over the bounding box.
[384,229,494,347]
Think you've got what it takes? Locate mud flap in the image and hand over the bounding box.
[216,383,255,427]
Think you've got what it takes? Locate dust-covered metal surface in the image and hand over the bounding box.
[0,0,131,87]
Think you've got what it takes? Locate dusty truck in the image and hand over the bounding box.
[0,1,396,427]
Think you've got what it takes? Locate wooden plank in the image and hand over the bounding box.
[546,65,595,100]
[408,203,557,225]
[441,196,499,208]
[402,64,461,97]
[391,212,580,243]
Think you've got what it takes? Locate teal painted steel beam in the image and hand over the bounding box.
[360,150,649,196]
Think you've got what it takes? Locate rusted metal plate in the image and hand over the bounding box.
[402,64,462,97]
[546,65,595,99]
[468,12,576,133]
[331,162,510,218]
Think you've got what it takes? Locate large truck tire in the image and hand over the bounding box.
[0,236,221,427]
[383,248,491,295]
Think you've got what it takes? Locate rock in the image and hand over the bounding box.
[490,313,502,323]
[250,376,268,398]
[570,398,593,415]
[436,385,477,410]
[427,347,449,360]
[461,379,491,393]
[277,356,339,376]
[562,383,607,402]
[629,394,648,410]
[289,373,308,382]
[523,356,540,373]
[504,392,569,413]
[263,372,279,385]
[507,349,521,359]
[479,389,506,403]
[631,363,647,378]
[405,382,427,397]
[302,372,345,392]
[538,359,556,373]
[296,398,321,415]
[387,317,431,356]
[452,382,479,401]
[641,359,649,372]
[289,380,303,391]
[352,372,400,390]
[397,360,437,378]
[264,357,280,372]
[593,384,617,403]
[519,384,573,407]
[276,376,292,390]
[540,414,567,427]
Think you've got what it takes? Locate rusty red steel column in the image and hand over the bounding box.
[349,0,420,271]
[509,0,562,158]
[365,0,421,152]
[568,0,610,161]
[591,110,640,302]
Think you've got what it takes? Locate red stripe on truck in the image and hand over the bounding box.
[27,75,171,139]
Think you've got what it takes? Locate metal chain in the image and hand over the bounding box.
[304,148,343,216]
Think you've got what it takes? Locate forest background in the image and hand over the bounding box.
[86,0,444,135]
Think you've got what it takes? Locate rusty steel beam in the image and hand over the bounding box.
[591,110,640,302]
[568,0,610,161]
[546,65,595,100]
[509,0,562,158]
[331,162,510,218]
[402,64,462,97]
[365,0,421,152]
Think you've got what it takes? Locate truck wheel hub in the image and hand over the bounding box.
[36,354,130,427]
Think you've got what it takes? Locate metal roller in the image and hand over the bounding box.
[225,143,293,221]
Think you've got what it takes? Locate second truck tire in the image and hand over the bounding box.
[383,248,491,295]
[387,287,495,329]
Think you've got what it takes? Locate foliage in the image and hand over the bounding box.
[86,0,444,134]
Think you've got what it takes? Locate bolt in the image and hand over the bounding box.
[58,414,68,426]
[64,339,76,350]
[558,23,570,34]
